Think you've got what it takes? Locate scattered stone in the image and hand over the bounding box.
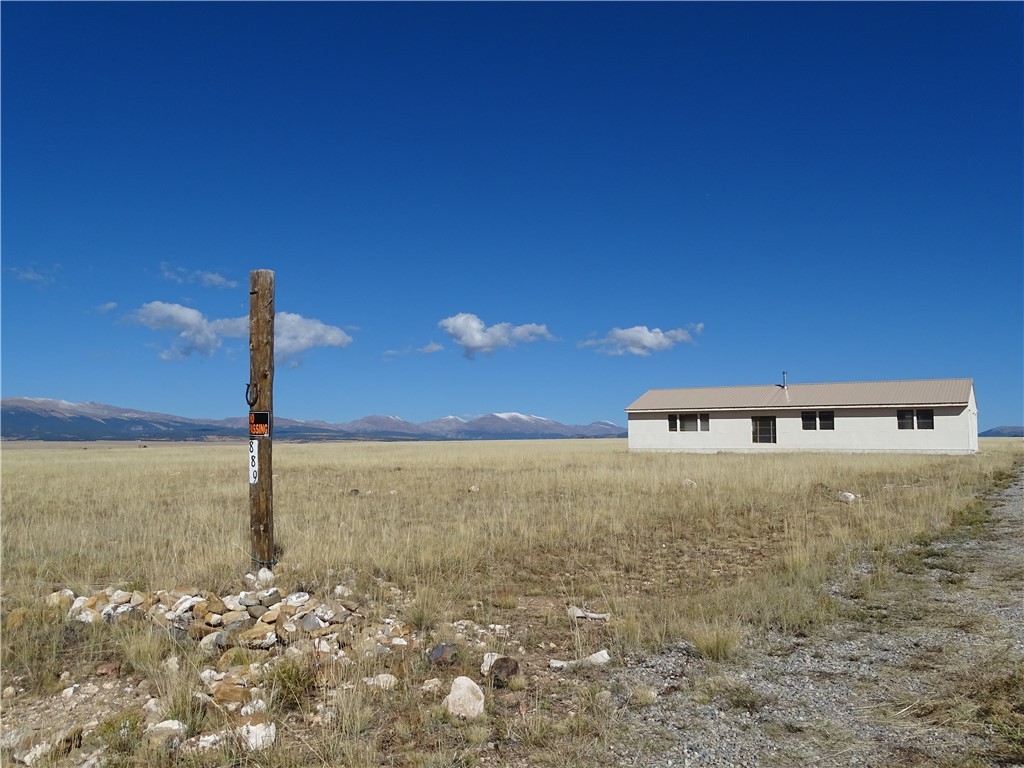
[147,720,187,750]
[199,631,232,656]
[489,656,521,687]
[363,673,399,690]
[255,567,276,587]
[238,719,276,750]
[682,478,698,489]
[429,643,458,665]
[212,681,251,706]
[549,648,611,670]
[46,588,76,613]
[838,491,860,503]
[95,660,121,677]
[468,485,480,493]
[422,678,443,694]
[568,605,611,621]
[443,676,485,719]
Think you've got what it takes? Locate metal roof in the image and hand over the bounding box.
[625,378,974,413]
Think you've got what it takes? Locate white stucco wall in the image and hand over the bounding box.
[627,404,977,454]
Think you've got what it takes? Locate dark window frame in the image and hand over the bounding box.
[897,409,915,430]
[668,412,711,433]
[916,409,934,430]
[752,416,777,444]
[802,411,818,430]
[819,411,835,430]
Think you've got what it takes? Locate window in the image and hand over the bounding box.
[898,409,934,430]
[752,416,776,444]
[667,413,710,432]
[802,411,835,430]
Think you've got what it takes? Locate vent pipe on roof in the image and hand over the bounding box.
[782,370,788,389]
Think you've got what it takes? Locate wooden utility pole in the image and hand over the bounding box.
[247,269,275,568]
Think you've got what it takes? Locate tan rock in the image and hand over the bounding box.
[212,681,251,705]
[188,621,221,640]
[84,593,108,611]
[202,594,227,615]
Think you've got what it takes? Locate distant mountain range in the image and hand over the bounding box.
[980,426,1024,438]
[0,398,626,442]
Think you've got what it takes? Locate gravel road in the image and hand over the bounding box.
[611,474,1024,768]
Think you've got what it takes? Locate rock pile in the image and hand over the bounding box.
[52,568,418,663]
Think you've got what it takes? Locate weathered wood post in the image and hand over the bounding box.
[247,269,275,568]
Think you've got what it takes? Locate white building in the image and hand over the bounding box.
[625,378,978,455]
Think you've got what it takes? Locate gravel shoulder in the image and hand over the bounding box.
[612,473,1024,768]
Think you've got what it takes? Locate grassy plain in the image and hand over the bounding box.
[1,437,1021,765]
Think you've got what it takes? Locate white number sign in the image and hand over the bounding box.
[249,439,259,484]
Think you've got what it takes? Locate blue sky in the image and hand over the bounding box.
[2,2,1021,430]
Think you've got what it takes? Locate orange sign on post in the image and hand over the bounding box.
[249,411,270,437]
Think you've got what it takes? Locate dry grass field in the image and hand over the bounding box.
[2,437,1021,766]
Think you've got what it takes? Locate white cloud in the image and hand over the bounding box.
[438,312,553,359]
[131,301,350,363]
[10,265,58,285]
[96,301,118,313]
[274,312,352,360]
[160,262,238,289]
[581,323,704,356]
[419,342,444,354]
[133,301,223,360]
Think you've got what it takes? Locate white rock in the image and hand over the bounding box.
[549,648,611,670]
[68,595,88,617]
[61,685,78,698]
[838,491,859,503]
[101,603,136,623]
[199,669,223,688]
[256,567,276,587]
[171,595,203,617]
[283,591,310,607]
[143,697,162,718]
[46,588,75,608]
[19,741,52,766]
[568,605,611,621]
[422,678,443,693]
[683,478,698,488]
[222,594,243,612]
[241,699,268,716]
[481,652,500,675]
[442,676,485,719]
[468,485,480,493]
[363,673,399,691]
[238,721,276,750]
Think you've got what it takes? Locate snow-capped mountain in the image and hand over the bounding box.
[0,398,626,441]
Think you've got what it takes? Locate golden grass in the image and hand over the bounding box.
[2,437,1022,766]
[2,438,1021,648]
